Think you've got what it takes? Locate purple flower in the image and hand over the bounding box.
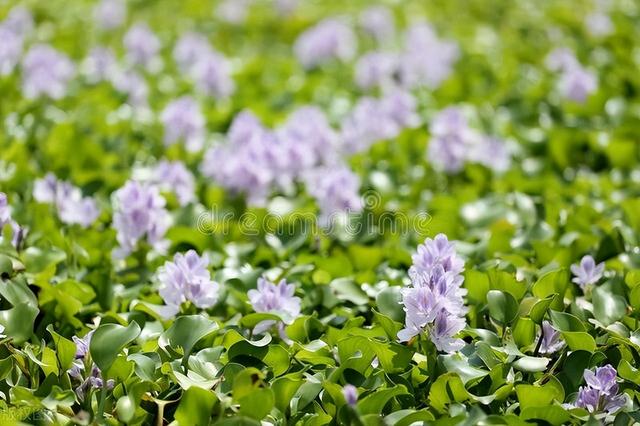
[342,384,358,407]
[173,32,212,73]
[576,365,626,414]
[585,12,613,38]
[571,255,604,288]
[467,136,511,173]
[82,46,117,83]
[354,51,398,90]
[4,6,33,37]
[161,97,206,152]
[158,250,219,314]
[359,6,395,42]
[399,234,467,353]
[216,0,251,24]
[0,24,23,76]
[69,331,114,400]
[558,65,597,103]
[249,277,301,335]
[111,69,149,107]
[123,23,161,70]
[294,18,357,70]
[538,321,565,354]
[22,44,75,99]
[150,160,196,206]
[191,51,235,99]
[33,174,100,228]
[427,107,475,173]
[545,48,578,72]
[400,22,459,89]
[112,180,170,259]
[380,89,421,129]
[304,165,362,225]
[0,192,23,248]
[94,0,126,30]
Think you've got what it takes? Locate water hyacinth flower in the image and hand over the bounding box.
[585,12,613,38]
[0,25,23,76]
[359,5,395,42]
[111,69,149,107]
[150,160,196,206]
[82,46,118,84]
[354,51,398,90]
[0,192,24,247]
[576,365,626,414]
[94,0,126,30]
[467,136,512,173]
[158,250,220,315]
[191,51,235,99]
[173,32,212,73]
[427,107,474,173]
[304,165,363,225]
[248,277,301,335]
[22,44,75,99]
[68,331,114,400]
[123,23,161,70]
[399,234,467,353]
[112,180,171,259]
[161,97,206,152]
[399,22,459,90]
[216,0,251,24]
[33,173,100,228]
[294,18,357,69]
[545,47,578,72]
[4,5,34,37]
[571,255,605,289]
[342,384,358,407]
[538,320,565,354]
[558,65,597,103]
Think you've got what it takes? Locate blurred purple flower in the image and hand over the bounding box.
[558,65,597,103]
[0,25,23,75]
[305,165,362,225]
[4,5,33,37]
[123,23,161,70]
[354,51,398,90]
[342,384,358,407]
[359,5,395,42]
[216,0,251,24]
[586,12,613,38]
[571,255,604,288]
[545,48,578,72]
[112,180,170,258]
[161,96,206,152]
[427,107,472,173]
[538,321,565,354]
[33,173,100,228]
[173,32,212,73]
[158,250,219,314]
[22,44,75,99]
[248,277,301,335]
[400,22,459,89]
[467,136,512,173]
[69,330,114,400]
[576,365,626,414]
[294,18,357,69]
[111,69,149,107]
[151,160,196,206]
[94,0,126,30]
[82,46,117,83]
[192,51,235,99]
[0,192,23,247]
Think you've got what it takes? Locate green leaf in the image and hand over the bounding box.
[175,387,217,426]
[516,378,564,410]
[487,290,519,325]
[46,325,76,371]
[529,294,557,324]
[238,388,275,420]
[375,286,404,322]
[159,315,218,364]
[90,322,141,375]
[357,385,409,415]
[592,283,627,326]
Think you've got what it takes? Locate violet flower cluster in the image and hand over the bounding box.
[173,32,235,99]
[112,180,170,259]
[0,6,32,76]
[0,192,24,248]
[304,165,363,225]
[33,174,100,228]
[94,0,127,30]
[571,255,605,289]
[123,23,161,71]
[359,5,395,43]
[575,364,626,414]
[22,44,75,100]
[428,107,511,173]
[341,89,420,154]
[294,18,357,69]
[538,320,565,355]
[68,331,114,400]
[546,48,597,103]
[158,250,220,316]
[398,234,467,353]
[149,160,196,207]
[248,277,301,337]
[161,96,206,152]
